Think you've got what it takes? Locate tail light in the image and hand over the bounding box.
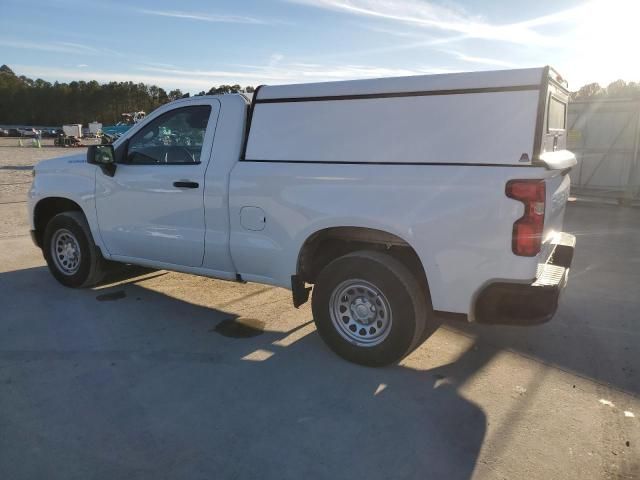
[506,180,546,256]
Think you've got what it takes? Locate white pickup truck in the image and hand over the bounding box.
[28,66,576,366]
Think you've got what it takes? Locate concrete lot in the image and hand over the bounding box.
[0,139,638,479]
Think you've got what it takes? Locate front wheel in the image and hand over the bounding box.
[43,211,107,288]
[312,250,430,367]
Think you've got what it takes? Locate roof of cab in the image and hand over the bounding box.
[256,67,550,101]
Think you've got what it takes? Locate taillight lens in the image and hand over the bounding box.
[506,180,546,256]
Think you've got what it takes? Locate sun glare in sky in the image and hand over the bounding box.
[564,0,639,86]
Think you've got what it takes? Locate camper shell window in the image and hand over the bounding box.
[547,96,566,132]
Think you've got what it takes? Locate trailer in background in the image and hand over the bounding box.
[55,123,83,147]
[88,122,102,137]
[62,124,82,138]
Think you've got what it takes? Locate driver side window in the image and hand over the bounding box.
[126,105,212,165]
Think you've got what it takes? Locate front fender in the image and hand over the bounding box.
[28,160,103,250]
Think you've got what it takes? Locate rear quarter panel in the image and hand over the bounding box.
[229,162,555,314]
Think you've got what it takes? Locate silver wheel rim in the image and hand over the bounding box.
[329,279,393,347]
[50,228,81,275]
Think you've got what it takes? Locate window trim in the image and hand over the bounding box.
[123,105,212,166]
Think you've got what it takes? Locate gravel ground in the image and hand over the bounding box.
[0,140,638,479]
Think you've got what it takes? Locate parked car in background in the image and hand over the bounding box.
[17,127,40,137]
[8,128,20,137]
[41,128,59,138]
[0,128,9,137]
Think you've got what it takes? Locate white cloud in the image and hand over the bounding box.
[267,53,285,68]
[362,24,466,45]
[288,0,588,46]
[142,62,179,69]
[11,64,220,90]
[138,65,285,82]
[139,61,453,85]
[444,51,518,69]
[0,39,96,55]
[134,8,268,24]
[12,60,455,93]
[0,38,123,57]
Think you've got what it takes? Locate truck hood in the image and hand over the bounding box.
[35,152,88,174]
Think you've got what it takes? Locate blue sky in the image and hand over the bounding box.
[1,0,636,93]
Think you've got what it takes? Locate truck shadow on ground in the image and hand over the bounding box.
[1,255,637,479]
[0,266,488,480]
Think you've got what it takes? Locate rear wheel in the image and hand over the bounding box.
[43,211,107,288]
[312,250,430,366]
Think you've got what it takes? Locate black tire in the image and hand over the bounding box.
[43,211,107,288]
[312,250,430,367]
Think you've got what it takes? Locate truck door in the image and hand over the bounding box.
[95,99,220,267]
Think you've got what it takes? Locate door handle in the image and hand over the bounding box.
[173,181,199,189]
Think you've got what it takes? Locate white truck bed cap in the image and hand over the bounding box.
[256,67,550,101]
[246,66,573,169]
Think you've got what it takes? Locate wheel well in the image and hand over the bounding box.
[33,197,83,247]
[297,226,430,301]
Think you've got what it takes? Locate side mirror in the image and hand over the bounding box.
[87,145,116,177]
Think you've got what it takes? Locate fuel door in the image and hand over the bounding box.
[240,206,266,231]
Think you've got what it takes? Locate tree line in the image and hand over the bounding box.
[1,63,638,126]
[570,79,640,101]
[0,64,254,126]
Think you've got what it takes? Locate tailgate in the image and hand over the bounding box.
[535,68,576,259]
[540,169,572,261]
